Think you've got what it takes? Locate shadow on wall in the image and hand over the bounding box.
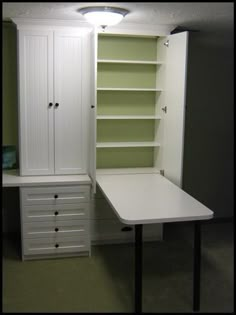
[183,30,234,218]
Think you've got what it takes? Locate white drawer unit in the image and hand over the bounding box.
[23,220,89,238]
[21,185,90,205]
[20,184,91,260]
[22,203,90,222]
[23,235,90,256]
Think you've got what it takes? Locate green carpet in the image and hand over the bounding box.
[2,222,234,313]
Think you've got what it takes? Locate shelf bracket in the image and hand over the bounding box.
[161,106,167,113]
[164,40,169,47]
[160,170,165,176]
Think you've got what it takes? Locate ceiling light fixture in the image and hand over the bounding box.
[78,6,129,29]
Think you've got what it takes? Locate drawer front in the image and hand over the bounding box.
[23,235,90,255]
[23,220,89,238]
[21,185,90,205]
[22,203,90,222]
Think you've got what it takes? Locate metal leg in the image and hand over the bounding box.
[193,222,201,312]
[135,224,143,313]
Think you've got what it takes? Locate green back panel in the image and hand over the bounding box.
[97,63,157,88]
[97,90,156,115]
[98,35,157,61]
[2,22,18,146]
[97,147,154,168]
[97,120,155,142]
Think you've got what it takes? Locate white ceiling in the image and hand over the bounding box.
[2,2,234,33]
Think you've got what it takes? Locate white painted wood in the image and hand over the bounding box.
[97,59,163,65]
[88,29,97,193]
[54,30,87,174]
[21,185,90,205]
[18,30,54,175]
[2,170,91,187]
[97,87,163,91]
[96,168,160,175]
[23,220,89,238]
[96,173,213,225]
[162,32,189,187]
[23,235,90,256]
[96,115,162,120]
[22,203,90,222]
[12,18,92,29]
[96,141,160,148]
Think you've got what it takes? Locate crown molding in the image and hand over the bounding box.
[11,18,175,36]
[97,22,176,36]
[11,18,94,30]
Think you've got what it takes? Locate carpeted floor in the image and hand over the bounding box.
[2,221,234,313]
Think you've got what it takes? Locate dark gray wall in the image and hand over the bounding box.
[183,30,234,218]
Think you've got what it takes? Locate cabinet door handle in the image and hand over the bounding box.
[54,194,58,199]
[55,228,59,232]
[54,211,59,216]
[48,102,53,108]
[55,103,59,108]
[55,244,59,248]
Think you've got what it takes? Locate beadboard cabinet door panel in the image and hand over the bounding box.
[54,31,88,175]
[18,30,54,175]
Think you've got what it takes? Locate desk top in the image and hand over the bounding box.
[2,169,91,187]
[96,173,213,225]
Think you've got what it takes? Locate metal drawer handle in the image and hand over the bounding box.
[55,244,59,248]
[54,211,59,216]
[55,228,59,232]
[54,194,58,199]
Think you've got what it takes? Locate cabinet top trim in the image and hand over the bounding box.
[11,18,94,30]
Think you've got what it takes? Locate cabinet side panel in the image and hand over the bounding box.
[162,32,189,187]
[54,31,89,174]
[18,30,54,175]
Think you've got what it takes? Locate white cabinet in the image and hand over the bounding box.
[20,184,91,260]
[95,31,188,187]
[16,23,92,176]
[91,30,189,243]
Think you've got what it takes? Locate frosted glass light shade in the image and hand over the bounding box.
[78,7,129,27]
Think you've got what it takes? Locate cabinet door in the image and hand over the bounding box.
[54,30,90,175]
[88,29,97,192]
[162,32,189,187]
[18,30,54,175]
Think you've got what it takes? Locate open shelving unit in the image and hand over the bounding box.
[96,34,166,171]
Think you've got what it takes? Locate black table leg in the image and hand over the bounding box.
[135,224,143,313]
[193,222,201,312]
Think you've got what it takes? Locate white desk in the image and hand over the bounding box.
[2,169,91,187]
[96,173,213,313]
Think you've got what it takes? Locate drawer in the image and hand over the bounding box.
[22,203,90,222]
[20,185,90,205]
[23,220,89,238]
[23,235,90,255]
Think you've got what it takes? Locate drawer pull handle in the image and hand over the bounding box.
[55,244,59,248]
[54,194,58,199]
[54,211,59,216]
[55,228,59,232]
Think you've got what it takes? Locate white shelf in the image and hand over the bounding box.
[2,169,92,187]
[96,142,160,148]
[97,88,163,92]
[96,167,161,175]
[97,115,161,120]
[97,59,163,65]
